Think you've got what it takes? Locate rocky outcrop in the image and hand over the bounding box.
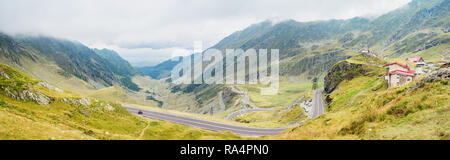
[0,69,10,79]
[420,68,450,82]
[324,61,366,94]
[440,62,450,69]
[412,67,450,90]
[37,82,63,92]
[2,87,52,105]
[104,103,115,111]
[300,99,313,117]
[61,98,91,107]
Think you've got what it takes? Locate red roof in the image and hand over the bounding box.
[383,62,410,70]
[388,70,414,76]
[407,56,423,63]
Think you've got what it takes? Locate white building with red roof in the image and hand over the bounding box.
[383,62,415,87]
[406,56,426,67]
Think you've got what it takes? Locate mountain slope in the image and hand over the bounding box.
[272,55,449,140]
[136,58,181,79]
[141,0,448,79]
[0,62,240,140]
[0,34,141,91]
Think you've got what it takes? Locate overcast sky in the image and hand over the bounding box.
[0,0,411,66]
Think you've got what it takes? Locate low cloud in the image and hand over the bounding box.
[0,0,411,66]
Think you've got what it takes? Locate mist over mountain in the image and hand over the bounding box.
[140,0,449,79]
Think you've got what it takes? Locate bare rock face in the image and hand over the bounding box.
[324,61,365,94]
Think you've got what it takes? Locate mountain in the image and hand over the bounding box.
[135,0,449,117]
[136,58,181,79]
[141,0,449,80]
[0,34,141,91]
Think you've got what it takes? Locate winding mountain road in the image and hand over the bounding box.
[123,88,325,136]
[226,85,276,120]
[311,88,325,118]
[124,105,288,136]
[226,108,276,120]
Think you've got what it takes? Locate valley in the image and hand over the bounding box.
[0,0,448,140]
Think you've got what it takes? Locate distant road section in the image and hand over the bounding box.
[226,108,276,120]
[311,88,325,118]
[124,105,288,136]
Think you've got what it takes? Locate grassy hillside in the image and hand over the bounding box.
[271,55,449,140]
[0,62,241,140]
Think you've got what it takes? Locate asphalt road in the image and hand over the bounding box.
[226,85,276,120]
[311,88,325,118]
[124,105,289,136]
[226,108,276,120]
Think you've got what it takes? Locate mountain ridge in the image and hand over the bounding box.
[0,34,141,91]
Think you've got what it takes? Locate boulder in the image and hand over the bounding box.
[77,98,91,106]
[104,103,115,111]
[79,109,90,117]
[19,89,52,105]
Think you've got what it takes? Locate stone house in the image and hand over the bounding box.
[383,62,415,87]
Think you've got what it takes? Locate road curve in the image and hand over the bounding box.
[226,108,276,120]
[124,105,289,136]
[311,88,325,118]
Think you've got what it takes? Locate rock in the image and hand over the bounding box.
[3,87,17,99]
[0,69,10,79]
[104,104,115,111]
[440,62,450,69]
[325,95,333,107]
[19,89,52,105]
[77,98,91,106]
[300,99,313,116]
[37,82,63,92]
[79,109,90,117]
[61,98,69,103]
[61,98,92,107]
[420,68,450,82]
[2,86,52,105]
[412,68,450,90]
